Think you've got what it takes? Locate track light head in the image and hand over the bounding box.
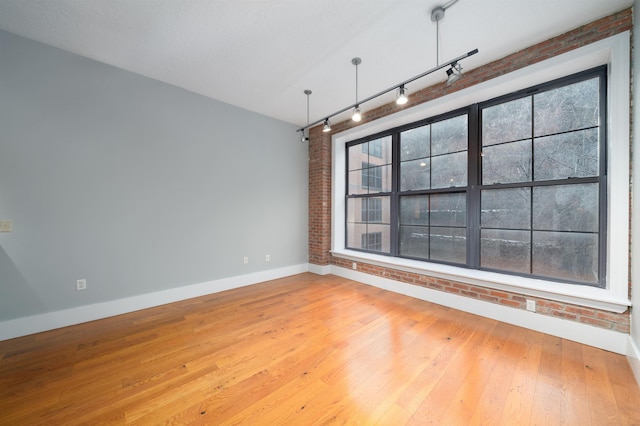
[322,119,332,132]
[352,106,362,122]
[396,85,408,105]
[446,62,462,84]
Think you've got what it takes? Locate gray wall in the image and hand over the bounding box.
[632,0,640,358]
[0,30,308,321]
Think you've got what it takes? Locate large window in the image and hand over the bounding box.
[346,67,606,287]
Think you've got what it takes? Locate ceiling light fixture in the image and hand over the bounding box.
[352,106,362,122]
[301,89,311,142]
[352,57,362,122]
[322,118,332,132]
[396,85,408,105]
[296,1,476,135]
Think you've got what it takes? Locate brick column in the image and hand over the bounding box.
[308,126,332,265]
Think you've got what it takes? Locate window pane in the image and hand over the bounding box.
[365,164,392,193]
[482,140,532,184]
[400,195,429,226]
[431,152,467,188]
[532,231,598,284]
[401,158,430,191]
[400,225,429,259]
[432,115,467,155]
[431,193,466,227]
[367,223,391,253]
[481,229,531,273]
[346,222,366,249]
[347,198,364,223]
[365,136,393,163]
[348,169,367,195]
[348,145,364,172]
[534,128,599,180]
[363,163,378,191]
[482,97,532,146]
[361,231,383,251]
[532,184,598,232]
[355,163,392,194]
[534,77,599,137]
[430,227,466,263]
[401,125,430,161]
[361,198,383,223]
[481,188,531,230]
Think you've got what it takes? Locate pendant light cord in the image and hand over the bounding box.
[436,18,440,66]
[355,62,359,104]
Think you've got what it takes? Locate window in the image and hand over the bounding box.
[479,75,604,285]
[345,67,606,287]
[347,137,392,253]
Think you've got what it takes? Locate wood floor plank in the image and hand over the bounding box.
[498,329,543,425]
[1,273,639,425]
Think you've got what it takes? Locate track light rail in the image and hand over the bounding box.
[297,48,478,134]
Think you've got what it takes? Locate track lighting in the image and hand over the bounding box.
[295,3,477,136]
[396,85,408,105]
[446,62,462,85]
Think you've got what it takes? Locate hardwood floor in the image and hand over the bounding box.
[1,273,639,425]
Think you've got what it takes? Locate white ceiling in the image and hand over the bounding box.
[0,0,633,127]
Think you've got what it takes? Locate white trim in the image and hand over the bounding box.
[330,265,629,355]
[0,264,308,341]
[630,0,640,393]
[308,263,332,275]
[331,32,631,313]
[628,336,640,386]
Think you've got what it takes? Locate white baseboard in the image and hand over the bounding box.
[308,263,332,275]
[330,265,629,355]
[0,264,309,341]
[628,335,640,384]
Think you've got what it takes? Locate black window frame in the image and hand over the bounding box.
[345,66,607,288]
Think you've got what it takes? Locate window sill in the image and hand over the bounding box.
[331,249,630,313]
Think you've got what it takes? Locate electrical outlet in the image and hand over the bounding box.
[526,299,536,312]
[243,256,248,264]
[265,254,270,262]
[352,262,357,270]
[76,279,87,291]
[0,220,12,232]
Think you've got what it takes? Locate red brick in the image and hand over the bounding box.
[490,290,510,299]
[564,306,596,317]
[499,299,522,308]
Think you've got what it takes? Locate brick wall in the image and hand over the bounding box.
[308,8,633,332]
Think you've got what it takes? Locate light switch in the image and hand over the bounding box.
[0,220,12,232]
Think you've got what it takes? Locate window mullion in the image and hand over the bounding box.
[390,132,399,256]
[468,104,480,268]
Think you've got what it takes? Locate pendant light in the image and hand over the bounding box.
[301,89,311,142]
[352,57,362,122]
[396,85,408,105]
